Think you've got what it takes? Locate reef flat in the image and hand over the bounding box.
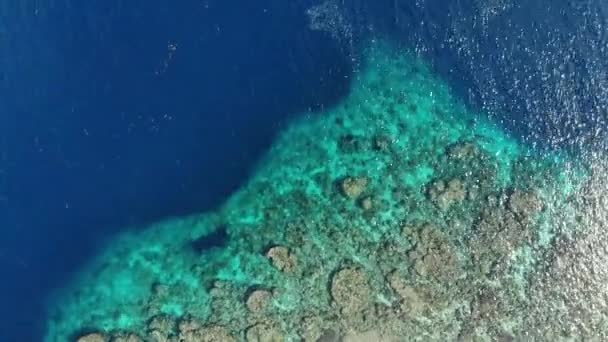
[46,41,602,341]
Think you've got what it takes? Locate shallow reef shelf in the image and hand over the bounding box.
[46,40,599,342]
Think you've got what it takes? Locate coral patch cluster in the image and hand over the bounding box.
[47,41,594,341]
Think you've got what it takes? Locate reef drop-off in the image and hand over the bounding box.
[45,40,604,341]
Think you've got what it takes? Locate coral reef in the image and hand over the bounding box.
[427,178,467,211]
[266,246,297,273]
[246,289,273,314]
[45,41,594,341]
[330,267,371,315]
[76,333,108,342]
[338,176,369,199]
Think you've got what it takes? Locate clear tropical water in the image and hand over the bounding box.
[1,1,608,341]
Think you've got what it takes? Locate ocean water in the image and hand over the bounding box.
[1,1,347,340]
[1,1,608,341]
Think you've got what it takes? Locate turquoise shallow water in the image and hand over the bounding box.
[46,41,599,342]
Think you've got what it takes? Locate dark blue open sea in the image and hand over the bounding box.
[1,1,607,341]
[1,1,349,340]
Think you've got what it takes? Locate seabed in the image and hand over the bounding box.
[45,41,607,342]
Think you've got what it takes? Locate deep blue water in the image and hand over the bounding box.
[2,0,608,341]
[0,1,350,340]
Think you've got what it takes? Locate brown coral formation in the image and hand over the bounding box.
[427,178,466,210]
[407,224,461,283]
[457,285,521,340]
[387,272,430,317]
[245,322,284,342]
[339,176,369,199]
[266,246,297,272]
[342,330,399,342]
[526,231,608,339]
[299,316,338,342]
[358,195,373,211]
[77,333,108,342]
[111,333,143,342]
[330,267,371,315]
[314,328,341,342]
[525,169,608,340]
[446,141,479,161]
[190,325,236,342]
[144,317,236,342]
[147,315,176,342]
[508,189,542,221]
[246,289,273,313]
[468,190,541,278]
